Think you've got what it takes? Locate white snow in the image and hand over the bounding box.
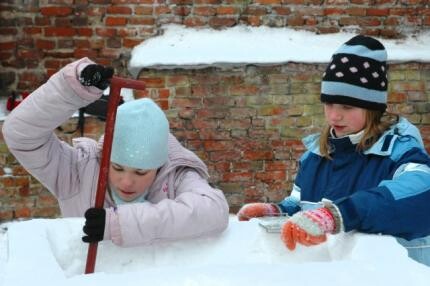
[129,24,430,75]
[1,216,430,286]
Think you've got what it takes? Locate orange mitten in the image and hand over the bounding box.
[237,203,280,221]
[281,207,335,250]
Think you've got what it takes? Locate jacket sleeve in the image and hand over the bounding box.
[105,170,230,246]
[335,146,430,240]
[2,58,103,200]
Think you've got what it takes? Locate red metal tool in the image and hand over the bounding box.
[85,76,146,274]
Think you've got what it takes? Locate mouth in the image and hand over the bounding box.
[119,189,135,196]
[333,125,345,130]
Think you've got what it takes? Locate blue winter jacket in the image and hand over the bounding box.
[279,117,430,266]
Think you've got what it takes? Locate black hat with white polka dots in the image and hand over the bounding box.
[321,35,388,111]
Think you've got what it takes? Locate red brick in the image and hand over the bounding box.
[255,0,281,4]
[128,17,155,25]
[0,211,13,221]
[107,6,132,14]
[44,27,76,37]
[0,41,16,50]
[367,8,390,16]
[23,27,42,35]
[15,207,32,218]
[229,85,260,96]
[158,89,170,99]
[0,28,18,35]
[214,162,231,172]
[40,6,73,16]
[74,39,90,48]
[32,207,60,218]
[35,39,55,50]
[74,48,98,59]
[324,8,345,15]
[158,100,169,110]
[95,28,117,37]
[211,151,242,163]
[44,59,63,69]
[100,48,121,58]
[194,6,216,16]
[208,17,237,28]
[216,6,238,15]
[195,0,222,4]
[154,5,171,15]
[184,17,206,27]
[243,150,273,160]
[203,140,233,151]
[134,89,149,99]
[266,161,288,171]
[135,6,153,15]
[34,17,50,25]
[255,170,286,182]
[77,28,93,36]
[123,38,143,48]
[138,77,165,88]
[105,17,127,26]
[346,8,366,16]
[223,171,253,182]
[287,15,305,26]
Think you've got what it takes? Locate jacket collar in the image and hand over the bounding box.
[302,117,423,157]
[364,117,424,156]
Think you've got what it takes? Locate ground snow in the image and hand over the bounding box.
[0,217,429,286]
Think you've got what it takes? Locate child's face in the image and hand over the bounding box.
[324,103,367,137]
[108,163,157,202]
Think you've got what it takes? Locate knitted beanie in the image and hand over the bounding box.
[111,98,169,170]
[321,35,388,111]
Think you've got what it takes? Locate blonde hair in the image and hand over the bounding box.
[319,110,399,159]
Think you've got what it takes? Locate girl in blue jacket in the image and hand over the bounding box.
[237,35,430,266]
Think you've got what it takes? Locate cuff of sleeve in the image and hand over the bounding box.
[277,196,301,216]
[104,207,123,245]
[322,198,344,234]
[63,57,104,102]
[270,203,282,215]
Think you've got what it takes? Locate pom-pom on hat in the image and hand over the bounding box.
[111,98,169,170]
[321,35,388,111]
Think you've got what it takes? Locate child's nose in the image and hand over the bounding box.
[329,109,342,121]
[120,174,134,188]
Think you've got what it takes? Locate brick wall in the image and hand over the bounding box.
[1,62,429,219]
[0,1,429,219]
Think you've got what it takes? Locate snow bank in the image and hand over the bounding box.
[1,217,429,286]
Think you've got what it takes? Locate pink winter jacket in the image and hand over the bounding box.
[2,58,229,247]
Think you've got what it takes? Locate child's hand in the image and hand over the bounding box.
[82,208,106,243]
[79,64,114,90]
[237,203,280,221]
[281,207,335,250]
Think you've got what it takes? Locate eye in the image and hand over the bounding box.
[341,105,354,110]
[135,170,149,176]
[111,164,124,171]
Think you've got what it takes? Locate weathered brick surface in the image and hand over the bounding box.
[1,62,428,219]
[0,1,429,218]
[0,1,429,96]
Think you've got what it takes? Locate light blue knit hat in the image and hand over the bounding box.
[111,98,169,170]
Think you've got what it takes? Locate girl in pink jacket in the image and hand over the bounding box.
[2,58,229,247]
